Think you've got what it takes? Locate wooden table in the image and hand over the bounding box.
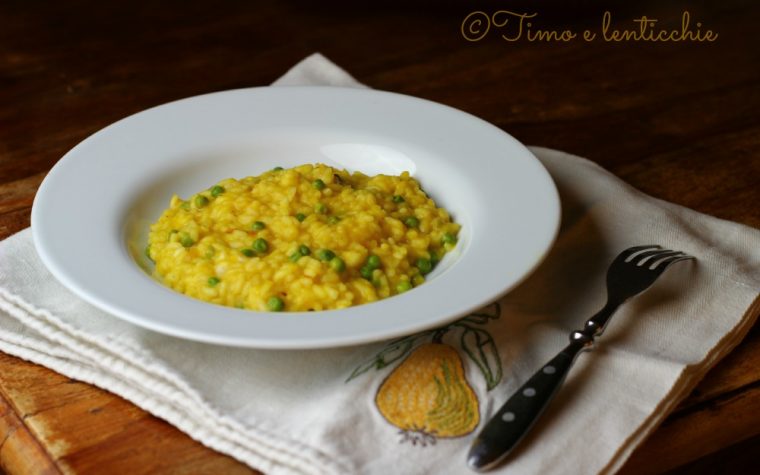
[1,1,758,473]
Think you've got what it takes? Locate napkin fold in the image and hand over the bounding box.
[2,53,759,475]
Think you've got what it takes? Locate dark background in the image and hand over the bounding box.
[2,0,758,228]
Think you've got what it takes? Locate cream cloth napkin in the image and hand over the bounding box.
[2,53,759,475]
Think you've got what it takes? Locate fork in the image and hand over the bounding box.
[467,245,695,472]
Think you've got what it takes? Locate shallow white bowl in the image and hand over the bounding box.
[32,87,559,349]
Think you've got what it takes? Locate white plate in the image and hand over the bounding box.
[32,87,559,349]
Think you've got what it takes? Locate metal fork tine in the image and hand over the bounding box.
[652,254,695,270]
[646,252,686,269]
[635,250,683,266]
[629,249,674,265]
[625,244,662,253]
[620,245,662,262]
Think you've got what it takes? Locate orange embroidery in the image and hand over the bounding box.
[348,303,502,444]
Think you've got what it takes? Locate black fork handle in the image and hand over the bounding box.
[467,338,590,471]
[467,303,618,472]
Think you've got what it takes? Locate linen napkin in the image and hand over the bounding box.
[2,53,760,475]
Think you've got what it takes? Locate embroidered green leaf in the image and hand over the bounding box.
[346,332,430,382]
[460,302,501,325]
[459,324,503,391]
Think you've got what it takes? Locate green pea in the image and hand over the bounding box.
[253,238,268,253]
[330,257,346,273]
[442,232,457,245]
[272,166,284,171]
[328,215,341,225]
[144,245,153,261]
[316,249,335,261]
[360,265,373,280]
[251,221,266,231]
[208,276,220,287]
[289,251,302,262]
[298,244,311,256]
[404,216,419,228]
[296,213,306,222]
[240,248,255,257]
[429,250,440,266]
[412,274,425,286]
[416,258,433,275]
[210,185,225,197]
[396,280,413,293]
[179,232,194,248]
[313,179,326,190]
[366,254,381,270]
[267,296,284,311]
[315,203,327,214]
[195,195,209,208]
[392,195,405,203]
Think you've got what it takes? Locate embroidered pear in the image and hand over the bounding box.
[375,342,479,439]
[347,302,503,444]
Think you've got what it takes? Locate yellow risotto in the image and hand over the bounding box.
[146,164,459,312]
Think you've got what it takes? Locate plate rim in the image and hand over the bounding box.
[31,86,561,349]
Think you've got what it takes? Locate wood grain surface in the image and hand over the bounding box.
[1,1,759,473]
